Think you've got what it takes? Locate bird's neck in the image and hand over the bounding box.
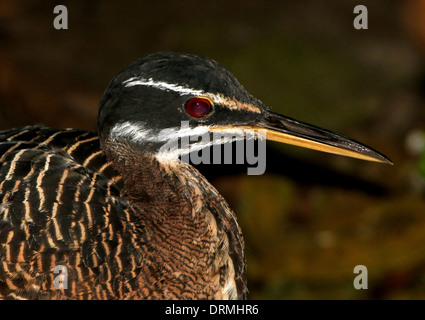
[102,139,247,299]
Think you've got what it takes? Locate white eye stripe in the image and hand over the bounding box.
[109,121,152,143]
[123,77,205,97]
[110,121,257,165]
[121,77,263,114]
[110,121,253,143]
[109,121,211,144]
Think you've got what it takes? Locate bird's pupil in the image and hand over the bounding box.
[186,98,211,118]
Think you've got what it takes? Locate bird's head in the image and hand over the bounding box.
[98,52,391,165]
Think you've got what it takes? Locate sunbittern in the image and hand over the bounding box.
[0,52,391,300]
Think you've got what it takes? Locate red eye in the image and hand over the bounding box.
[186,97,212,118]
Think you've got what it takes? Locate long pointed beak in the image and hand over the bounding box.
[211,110,392,164]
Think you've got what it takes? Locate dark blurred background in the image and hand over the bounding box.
[1,0,425,299]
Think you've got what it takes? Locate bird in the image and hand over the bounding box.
[0,52,391,300]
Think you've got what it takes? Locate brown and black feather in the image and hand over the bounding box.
[0,126,247,299]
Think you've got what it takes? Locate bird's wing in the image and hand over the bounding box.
[0,127,144,299]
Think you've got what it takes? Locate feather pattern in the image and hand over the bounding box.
[0,126,246,300]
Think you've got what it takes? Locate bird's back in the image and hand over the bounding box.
[0,126,247,300]
[0,126,148,299]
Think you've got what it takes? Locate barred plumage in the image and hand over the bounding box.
[0,52,390,300]
[0,126,246,299]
